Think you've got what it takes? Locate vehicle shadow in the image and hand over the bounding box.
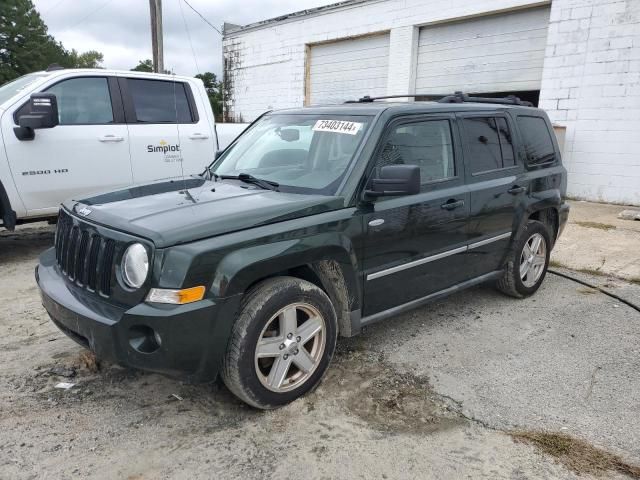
[0,224,55,263]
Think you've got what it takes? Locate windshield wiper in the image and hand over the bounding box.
[219,173,279,191]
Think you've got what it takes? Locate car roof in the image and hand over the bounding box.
[271,101,536,116]
[32,68,198,83]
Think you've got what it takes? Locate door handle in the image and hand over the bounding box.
[508,185,526,195]
[98,134,124,143]
[188,133,209,140]
[441,199,464,210]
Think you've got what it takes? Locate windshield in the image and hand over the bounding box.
[212,114,372,195]
[0,73,48,106]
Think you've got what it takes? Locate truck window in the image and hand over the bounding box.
[517,116,556,166]
[46,77,114,125]
[376,119,455,184]
[127,79,194,123]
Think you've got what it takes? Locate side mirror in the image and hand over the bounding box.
[14,93,59,141]
[365,165,420,198]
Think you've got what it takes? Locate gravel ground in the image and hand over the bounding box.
[1,223,639,480]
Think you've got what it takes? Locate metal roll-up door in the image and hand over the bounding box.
[415,7,551,94]
[308,33,390,105]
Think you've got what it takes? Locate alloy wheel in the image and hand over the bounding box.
[254,302,326,392]
[519,232,547,288]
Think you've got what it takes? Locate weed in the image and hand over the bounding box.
[512,431,640,478]
[574,221,616,231]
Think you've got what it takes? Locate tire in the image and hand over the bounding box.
[221,276,338,409]
[496,220,551,298]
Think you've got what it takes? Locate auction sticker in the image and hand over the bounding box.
[313,119,363,135]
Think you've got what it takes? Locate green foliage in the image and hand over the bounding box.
[131,59,154,72]
[0,0,105,84]
[68,50,104,69]
[195,72,222,120]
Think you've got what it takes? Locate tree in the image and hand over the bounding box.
[131,59,154,72]
[195,72,222,121]
[69,50,104,69]
[0,0,105,84]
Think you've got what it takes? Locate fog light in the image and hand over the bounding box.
[128,325,161,354]
[146,286,206,304]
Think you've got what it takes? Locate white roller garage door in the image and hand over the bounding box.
[308,33,389,105]
[415,7,551,94]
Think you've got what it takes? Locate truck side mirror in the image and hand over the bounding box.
[365,165,421,198]
[14,93,59,141]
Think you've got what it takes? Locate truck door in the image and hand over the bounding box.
[362,115,471,316]
[1,76,132,216]
[121,77,214,184]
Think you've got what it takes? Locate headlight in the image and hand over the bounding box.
[121,243,149,289]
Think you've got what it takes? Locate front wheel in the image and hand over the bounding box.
[222,276,337,409]
[496,220,551,298]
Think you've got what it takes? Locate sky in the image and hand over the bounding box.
[32,0,337,78]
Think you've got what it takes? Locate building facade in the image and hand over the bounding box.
[223,0,640,205]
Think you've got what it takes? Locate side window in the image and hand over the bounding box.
[517,116,556,166]
[462,117,502,173]
[127,79,194,123]
[463,116,518,174]
[45,77,113,125]
[496,118,515,167]
[375,119,455,184]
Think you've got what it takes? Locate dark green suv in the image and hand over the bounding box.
[36,94,569,409]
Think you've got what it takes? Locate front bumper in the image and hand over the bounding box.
[36,248,242,383]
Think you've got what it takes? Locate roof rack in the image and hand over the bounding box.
[346,91,533,107]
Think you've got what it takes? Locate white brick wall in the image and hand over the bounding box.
[223,0,549,120]
[540,0,640,205]
[224,0,640,205]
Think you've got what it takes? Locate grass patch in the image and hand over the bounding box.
[512,431,640,478]
[574,221,616,231]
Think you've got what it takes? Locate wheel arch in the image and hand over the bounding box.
[0,180,17,230]
[528,206,559,246]
[210,242,362,337]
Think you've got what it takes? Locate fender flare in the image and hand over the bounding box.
[0,181,16,230]
[210,238,362,336]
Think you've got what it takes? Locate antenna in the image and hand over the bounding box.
[171,73,194,203]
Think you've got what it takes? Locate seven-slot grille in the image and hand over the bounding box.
[55,209,117,296]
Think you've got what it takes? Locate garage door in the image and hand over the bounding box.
[415,7,551,94]
[308,33,389,105]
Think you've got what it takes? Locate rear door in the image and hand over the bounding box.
[459,113,526,277]
[362,115,470,316]
[120,77,213,184]
[2,75,132,215]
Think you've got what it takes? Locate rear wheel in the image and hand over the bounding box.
[496,220,550,298]
[222,277,337,409]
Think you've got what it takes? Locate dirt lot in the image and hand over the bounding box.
[1,223,640,480]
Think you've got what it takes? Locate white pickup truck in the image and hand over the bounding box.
[0,68,248,230]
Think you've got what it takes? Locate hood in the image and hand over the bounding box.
[63,177,345,247]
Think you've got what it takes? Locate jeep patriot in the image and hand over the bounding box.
[36,93,569,409]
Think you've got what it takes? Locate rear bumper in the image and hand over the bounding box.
[557,202,570,239]
[36,248,241,383]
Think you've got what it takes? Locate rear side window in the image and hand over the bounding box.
[127,79,194,123]
[462,117,516,174]
[517,116,556,166]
